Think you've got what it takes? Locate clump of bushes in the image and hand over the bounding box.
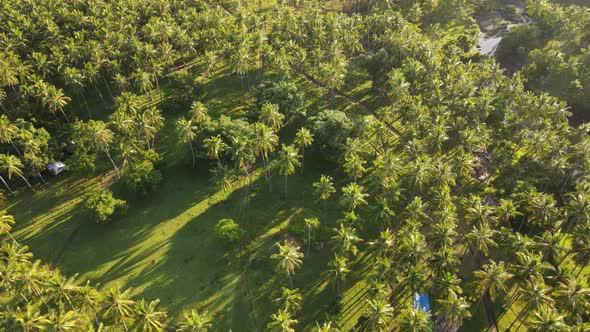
[214,218,244,244]
[122,161,162,196]
[83,189,127,223]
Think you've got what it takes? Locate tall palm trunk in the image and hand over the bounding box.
[8,140,22,158]
[59,109,70,123]
[19,174,35,192]
[284,175,288,199]
[102,76,114,100]
[0,175,12,193]
[104,148,120,177]
[307,227,311,255]
[188,141,195,168]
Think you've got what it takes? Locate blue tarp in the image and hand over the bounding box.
[413,293,431,312]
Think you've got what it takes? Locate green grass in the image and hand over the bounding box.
[3,151,376,330]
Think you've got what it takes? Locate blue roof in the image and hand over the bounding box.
[413,293,430,312]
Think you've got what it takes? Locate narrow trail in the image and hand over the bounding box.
[50,223,81,269]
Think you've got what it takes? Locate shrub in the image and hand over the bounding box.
[122,160,163,196]
[84,190,127,223]
[214,218,244,244]
[253,80,306,120]
[306,109,355,157]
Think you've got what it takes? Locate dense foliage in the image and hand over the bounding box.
[0,0,589,331]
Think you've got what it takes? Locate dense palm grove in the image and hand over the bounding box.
[0,0,589,331]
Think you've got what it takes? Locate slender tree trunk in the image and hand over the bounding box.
[19,175,35,192]
[36,169,46,183]
[0,175,12,193]
[289,275,293,289]
[307,226,311,255]
[301,147,305,174]
[102,76,114,100]
[59,109,70,123]
[155,75,162,101]
[94,84,104,101]
[267,155,273,193]
[284,175,288,199]
[80,93,91,118]
[188,141,195,168]
[104,148,120,177]
[9,140,23,158]
[6,230,19,246]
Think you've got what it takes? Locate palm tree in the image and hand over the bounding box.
[203,135,228,165]
[274,287,302,314]
[254,123,279,192]
[364,297,393,331]
[132,299,167,332]
[313,175,336,212]
[210,164,235,192]
[259,103,285,131]
[343,154,366,182]
[332,223,361,256]
[47,307,79,332]
[435,290,471,329]
[102,286,136,331]
[339,183,368,211]
[178,309,212,331]
[79,281,101,326]
[190,101,209,124]
[527,306,568,332]
[304,217,320,255]
[314,321,339,332]
[328,254,350,294]
[399,306,430,332]
[471,260,512,309]
[0,154,34,191]
[277,144,301,199]
[176,117,197,168]
[87,121,120,177]
[508,277,555,331]
[0,210,17,245]
[463,221,497,259]
[270,240,304,288]
[554,276,590,316]
[43,85,71,122]
[134,68,154,100]
[294,127,313,173]
[0,115,22,157]
[267,308,297,332]
[14,305,50,332]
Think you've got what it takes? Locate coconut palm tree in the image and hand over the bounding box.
[328,254,350,294]
[270,240,304,288]
[274,287,302,314]
[86,121,120,177]
[0,154,34,191]
[343,154,366,183]
[294,127,313,173]
[0,211,17,245]
[210,164,235,193]
[267,308,297,332]
[176,117,197,168]
[339,183,368,212]
[277,144,300,199]
[472,260,512,308]
[314,321,339,332]
[304,217,320,255]
[554,276,590,316]
[203,135,228,165]
[259,103,284,132]
[178,309,212,331]
[0,115,23,157]
[190,101,209,124]
[134,68,154,100]
[527,306,568,332]
[102,286,135,331]
[313,175,336,213]
[364,297,393,331]
[435,289,471,329]
[253,123,278,191]
[399,306,430,332]
[332,223,361,257]
[132,299,167,332]
[47,307,79,332]
[14,305,50,332]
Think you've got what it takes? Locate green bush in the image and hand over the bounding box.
[214,218,244,244]
[122,160,163,196]
[253,80,306,120]
[306,109,355,157]
[83,190,127,223]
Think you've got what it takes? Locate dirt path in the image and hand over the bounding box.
[50,223,81,269]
